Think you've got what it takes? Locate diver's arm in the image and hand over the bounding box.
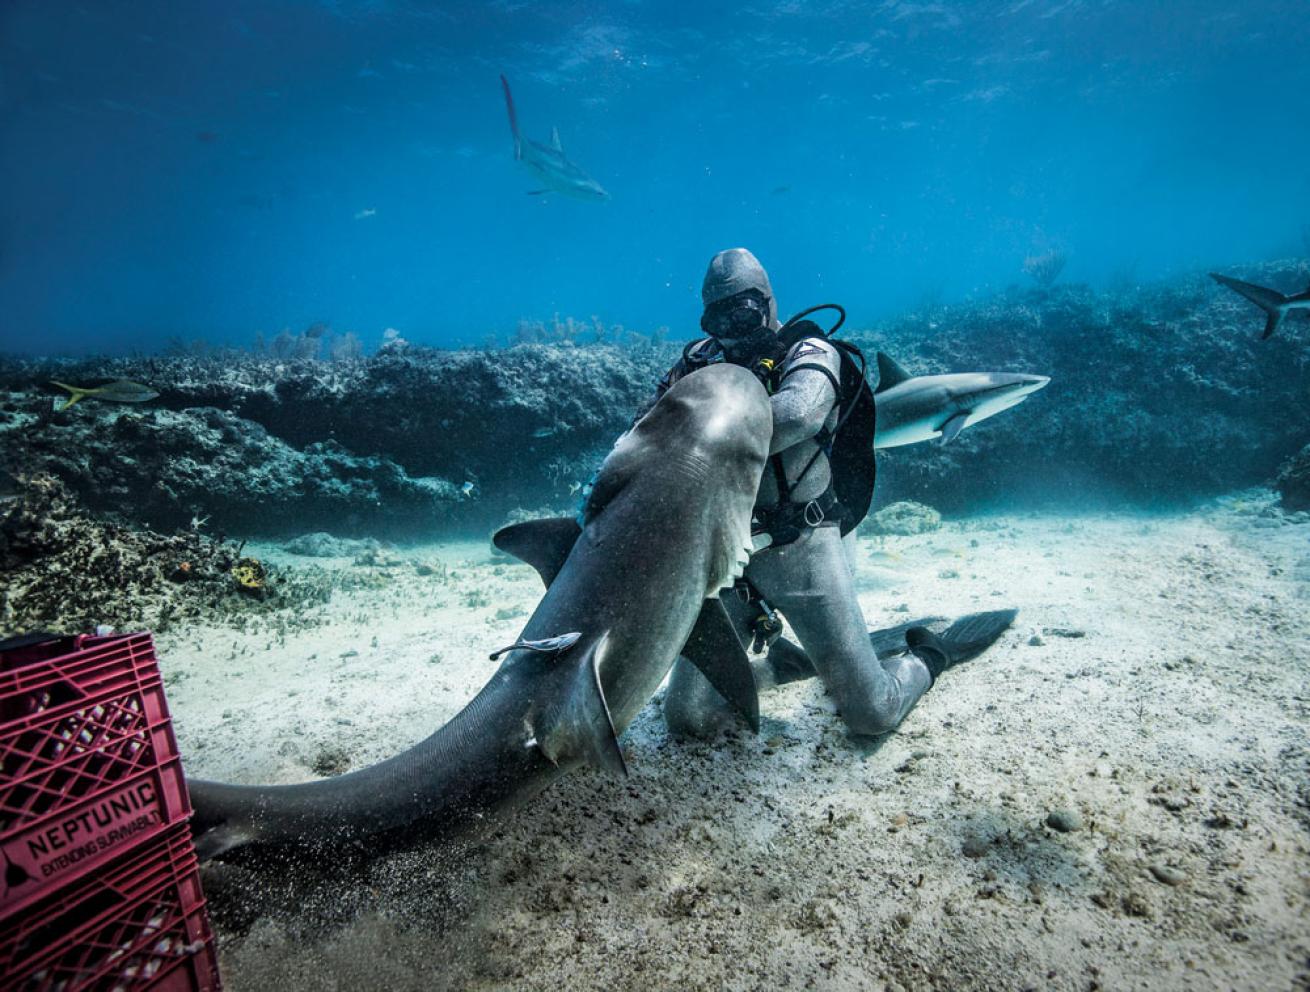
[767,344,841,455]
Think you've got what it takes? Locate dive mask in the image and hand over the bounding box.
[701,290,771,341]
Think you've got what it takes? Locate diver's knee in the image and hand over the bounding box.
[836,701,901,738]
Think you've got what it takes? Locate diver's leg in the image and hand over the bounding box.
[748,525,932,737]
[663,593,758,739]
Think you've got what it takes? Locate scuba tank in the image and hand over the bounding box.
[767,303,878,537]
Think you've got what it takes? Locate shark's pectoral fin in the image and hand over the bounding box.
[1262,311,1285,340]
[533,634,627,777]
[939,412,969,444]
[680,596,760,733]
[493,517,581,587]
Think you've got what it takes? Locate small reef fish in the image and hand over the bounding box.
[461,481,479,498]
[500,75,609,201]
[354,208,377,220]
[50,379,159,412]
[532,424,572,438]
[1210,272,1310,340]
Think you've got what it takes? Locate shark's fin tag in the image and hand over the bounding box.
[680,597,760,733]
[874,353,912,393]
[533,634,627,777]
[939,412,969,444]
[492,517,582,588]
[489,631,582,662]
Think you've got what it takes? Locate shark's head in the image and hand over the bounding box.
[968,373,1050,422]
[573,177,610,201]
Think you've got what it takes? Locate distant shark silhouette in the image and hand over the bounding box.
[1210,272,1310,340]
[500,75,608,201]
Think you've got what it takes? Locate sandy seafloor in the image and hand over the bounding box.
[160,500,1310,992]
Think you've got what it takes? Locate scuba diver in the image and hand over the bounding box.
[649,248,1008,739]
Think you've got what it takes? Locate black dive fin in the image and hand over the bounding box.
[681,597,759,733]
[934,609,1018,661]
[907,608,1017,683]
[533,634,627,777]
[492,517,581,588]
[874,352,913,393]
[763,637,814,686]
[869,617,946,659]
[766,617,944,687]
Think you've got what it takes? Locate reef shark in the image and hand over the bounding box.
[188,363,769,859]
[500,75,608,201]
[871,352,1050,448]
[1210,272,1310,340]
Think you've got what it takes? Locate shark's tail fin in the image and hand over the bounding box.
[50,380,93,411]
[1210,273,1289,340]
[500,74,522,160]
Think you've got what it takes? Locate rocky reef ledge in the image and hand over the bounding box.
[2,260,1307,540]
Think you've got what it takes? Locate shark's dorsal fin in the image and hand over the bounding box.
[532,634,627,777]
[939,412,968,444]
[493,517,581,588]
[874,352,912,393]
[550,126,563,152]
[680,597,759,733]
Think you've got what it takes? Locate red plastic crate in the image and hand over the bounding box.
[0,821,220,992]
[1,634,192,923]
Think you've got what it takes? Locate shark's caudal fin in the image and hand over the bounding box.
[874,353,913,393]
[500,74,522,160]
[1210,273,1288,340]
[493,517,581,587]
[50,380,92,411]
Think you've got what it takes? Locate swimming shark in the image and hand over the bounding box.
[500,74,608,201]
[1210,272,1310,340]
[188,363,769,859]
[872,352,1050,448]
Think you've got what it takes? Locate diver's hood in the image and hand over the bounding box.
[702,248,779,327]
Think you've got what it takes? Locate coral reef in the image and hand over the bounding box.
[861,258,1310,511]
[0,396,461,538]
[0,475,346,635]
[864,500,942,536]
[2,261,1307,531]
[1275,444,1310,511]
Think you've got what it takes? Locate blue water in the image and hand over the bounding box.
[2,1,1307,355]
